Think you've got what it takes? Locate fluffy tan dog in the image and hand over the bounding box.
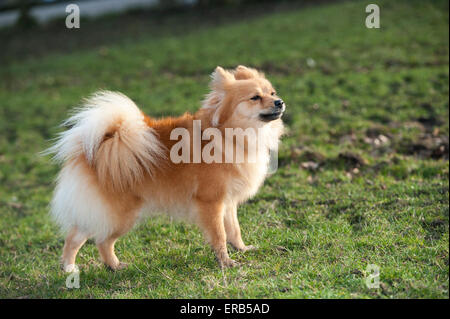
[47,65,285,271]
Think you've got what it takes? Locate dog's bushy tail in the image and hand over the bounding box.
[45,91,166,192]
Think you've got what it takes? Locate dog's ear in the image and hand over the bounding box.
[203,67,237,127]
[202,66,233,110]
[210,66,234,90]
[233,65,264,80]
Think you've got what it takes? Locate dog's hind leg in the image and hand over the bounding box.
[224,202,256,252]
[61,227,88,272]
[96,208,140,271]
[96,234,128,271]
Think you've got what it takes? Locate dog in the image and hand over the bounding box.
[46,65,285,271]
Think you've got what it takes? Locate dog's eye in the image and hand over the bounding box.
[250,95,261,101]
[271,92,276,96]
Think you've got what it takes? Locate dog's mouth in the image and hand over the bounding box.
[259,110,283,122]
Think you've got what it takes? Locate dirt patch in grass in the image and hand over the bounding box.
[422,218,448,241]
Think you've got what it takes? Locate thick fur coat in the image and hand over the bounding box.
[46,66,285,271]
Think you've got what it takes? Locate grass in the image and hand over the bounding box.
[0,0,448,298]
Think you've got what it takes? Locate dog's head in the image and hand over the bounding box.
[203,65,285,128]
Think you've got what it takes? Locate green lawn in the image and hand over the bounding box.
[0,0,448,298]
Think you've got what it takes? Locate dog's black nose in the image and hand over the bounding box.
[274,99,284,109]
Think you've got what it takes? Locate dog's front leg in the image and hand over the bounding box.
[224,202,256,252]
[196,200,236,268]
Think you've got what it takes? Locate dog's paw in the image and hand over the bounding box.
[241,245,257,252]
[234,244,257,252]
[63,263,79,273]
[116,262,129,270]
[107,262,128,271]
[219,257,238,268]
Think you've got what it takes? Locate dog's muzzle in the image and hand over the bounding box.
[259,99,285,122]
